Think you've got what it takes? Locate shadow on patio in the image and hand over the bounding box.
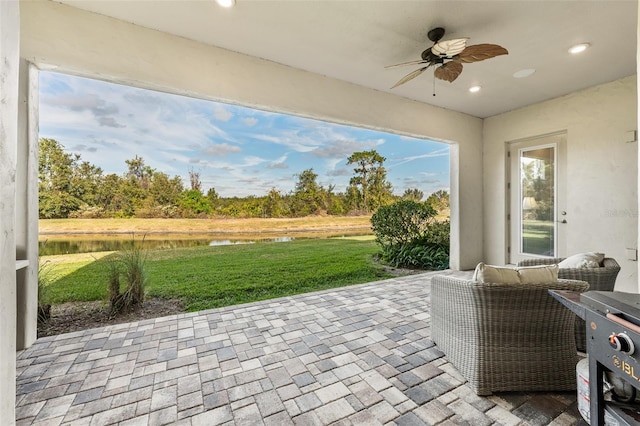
[16,271,583,425]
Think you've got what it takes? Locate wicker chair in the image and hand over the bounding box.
[431,275,589,395]
[517,257,620,351]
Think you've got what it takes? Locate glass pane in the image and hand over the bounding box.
[520,146,555,256]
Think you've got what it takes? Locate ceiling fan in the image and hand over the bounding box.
[386,27,508,89]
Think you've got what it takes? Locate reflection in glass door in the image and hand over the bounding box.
[519,146,555,256]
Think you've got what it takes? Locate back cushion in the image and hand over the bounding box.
[518,264,559,284]
[473,263,520,284]
[473,262,559,284]
[558,252,605,268]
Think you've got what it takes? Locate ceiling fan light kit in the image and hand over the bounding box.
[387,27,508,90]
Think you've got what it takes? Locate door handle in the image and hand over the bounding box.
[557,219,567,224]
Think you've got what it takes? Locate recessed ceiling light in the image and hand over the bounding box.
[513,68,536,78]
[568,43,590,54]
[469,86,481,93]
[216,0,236,8]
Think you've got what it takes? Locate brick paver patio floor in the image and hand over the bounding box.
[16,271,584,425]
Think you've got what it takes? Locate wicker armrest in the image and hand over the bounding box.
[602,258,621,269]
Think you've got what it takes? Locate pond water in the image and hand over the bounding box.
[39,232,370,256]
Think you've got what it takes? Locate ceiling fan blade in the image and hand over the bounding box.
[390,66,430,88]
[432,38,469,57]
[456,44,508,63]
[434,62,463,82]
[384,60,430,70]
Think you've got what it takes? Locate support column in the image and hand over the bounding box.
[450,141,483,271]
[0,0,21,424]
[16,60,39,351]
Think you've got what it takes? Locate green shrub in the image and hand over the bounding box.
[121,243,146,308]
[371,200,437,246]
[371,200,450,270]
[108,237,147,314]
[37,258,57,323]
[380,235,449,270]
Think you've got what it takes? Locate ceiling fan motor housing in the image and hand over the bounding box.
[428,27,445,43]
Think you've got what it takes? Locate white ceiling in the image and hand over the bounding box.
[54,0,637,118]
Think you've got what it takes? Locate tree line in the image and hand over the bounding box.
[38,138,449,219]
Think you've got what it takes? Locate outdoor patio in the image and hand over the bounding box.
[16,271,584,425]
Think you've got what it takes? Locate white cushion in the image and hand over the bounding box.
[558,252,605,269]
[473,263,520,284]
[473,262,558,284]
[517,264,559,284]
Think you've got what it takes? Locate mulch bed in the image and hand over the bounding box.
[37,297,184,337]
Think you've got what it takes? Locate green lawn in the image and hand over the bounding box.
[43,238,392,312]
[522,220,554,256]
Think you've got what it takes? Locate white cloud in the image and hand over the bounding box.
[42,92,127,128]
[387,147,450,169]
[242,156,269,167]
[71,144,98,153]
[311,139,383,159]
[326,167,351,177]
[98,116,126,128]
[203,143,242,157]
[242,117,258,127]
[40,73,232,156]
[214,105,233,122]
[267,154,289,170]
[267,163,289,170]
[253,133,319,153]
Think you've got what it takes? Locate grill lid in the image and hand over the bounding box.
[581,291,640,327]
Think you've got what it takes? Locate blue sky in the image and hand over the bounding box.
[39,71,449,198]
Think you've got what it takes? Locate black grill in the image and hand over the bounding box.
[581,291,640,425]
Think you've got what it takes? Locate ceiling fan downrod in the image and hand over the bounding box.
[433,73,436,97]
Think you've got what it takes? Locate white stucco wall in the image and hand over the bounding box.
[1,1,20,424]
[484,76,638,292]
[19,0,485,270]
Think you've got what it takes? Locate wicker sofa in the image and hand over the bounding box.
[517,257,620,351]
[431,274,589,395]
